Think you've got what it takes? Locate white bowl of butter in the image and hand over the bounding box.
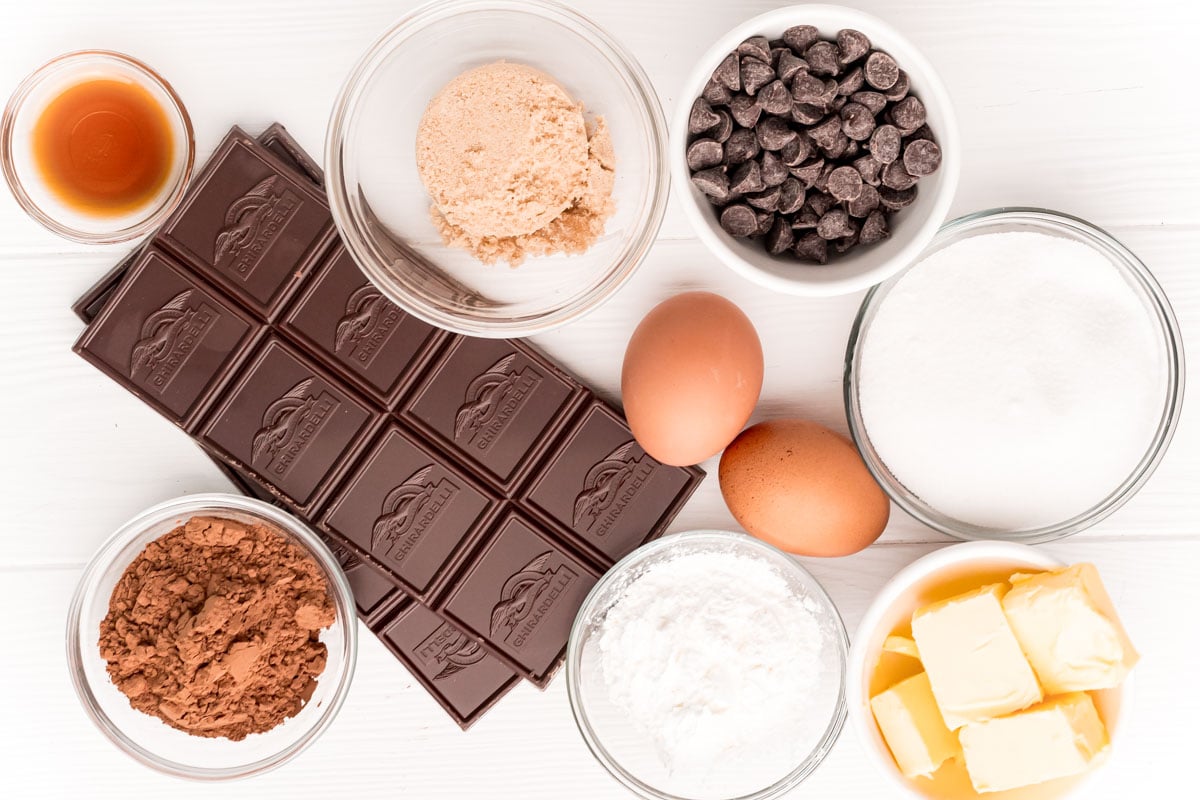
[847,541,1135,800]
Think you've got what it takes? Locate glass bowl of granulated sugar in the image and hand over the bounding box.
[566,530,849,800]
[66,494,358,780]
[845,207,1185,543]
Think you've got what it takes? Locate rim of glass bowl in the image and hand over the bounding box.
[843,207,1187,544]
[565,530,850,800]
[1,50,195,244]
[65,494,358,781]
[324,0,669,338]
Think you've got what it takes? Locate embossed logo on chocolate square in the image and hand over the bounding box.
[454,354,543,452]
[129,289,218,395]
[572,441,656,536]
[251,377,339,479]
[335,284,403,368]
[414,622,487,681]
[371,465,460,566]
[488,551,578,650]
[214,176,302,280]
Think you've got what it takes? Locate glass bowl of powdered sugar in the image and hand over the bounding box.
[845,207,1185,542]
[566,530,848,800]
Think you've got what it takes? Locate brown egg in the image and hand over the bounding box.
[621,292,763,466]
[719,419,890,556]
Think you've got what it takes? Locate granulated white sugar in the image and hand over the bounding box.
[858,230,1167,530]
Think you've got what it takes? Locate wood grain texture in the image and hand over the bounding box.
[0,0,1196,797]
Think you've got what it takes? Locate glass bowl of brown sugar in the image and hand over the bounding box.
[65,494,358,780]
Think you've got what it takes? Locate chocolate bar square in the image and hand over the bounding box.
[441,513,598,686]
[322,426,497,598]
[282,245,443,400]
[524,403,696,563]
[379,603,519,729]
[200,338,375,508]
[403,338,582,487]
[75,248,256,425]
[158,128,332,316]
[321,534,407,621]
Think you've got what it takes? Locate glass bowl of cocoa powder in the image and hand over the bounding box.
[66,494,358,780]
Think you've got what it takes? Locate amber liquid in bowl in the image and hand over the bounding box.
[32,78,173,216]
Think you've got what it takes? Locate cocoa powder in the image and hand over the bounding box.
[98,515,336,740]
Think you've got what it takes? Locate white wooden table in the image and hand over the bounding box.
[2,1,1197,797]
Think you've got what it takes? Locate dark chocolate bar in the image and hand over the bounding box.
[72,124,703,722]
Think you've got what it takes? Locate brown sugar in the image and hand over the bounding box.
[98,515,336,740]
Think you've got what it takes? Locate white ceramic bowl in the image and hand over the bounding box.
[672,4,960,296]
[847,541,1128,800]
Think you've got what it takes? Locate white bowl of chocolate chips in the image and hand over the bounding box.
[673,4,960,297]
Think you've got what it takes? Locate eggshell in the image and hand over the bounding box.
[719,419,890,556]
[621,292,763,466]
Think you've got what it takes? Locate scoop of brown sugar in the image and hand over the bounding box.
[98,515,336,740]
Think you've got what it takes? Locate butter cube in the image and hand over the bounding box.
[1002,564,1139,694]
[870,672,961,779]
[882,634,920,660]
[959,692,1109,793]
[911,583,1042,728]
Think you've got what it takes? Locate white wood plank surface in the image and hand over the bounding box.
[0,1,1197,798]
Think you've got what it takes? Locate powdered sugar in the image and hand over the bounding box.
[596,550,834,796]
[859,230,1168,530]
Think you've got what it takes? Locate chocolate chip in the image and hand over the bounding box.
[838,29,872,64]
[805,41,841,76]
[766,216,795,254]
[730,94,763,128]
[884,70,910,101]
[779,178,806,214]
[769,45,789,69]
[841,102,875,141]
[882,159,918,190]
[755,210,776,236]
[738,36,772,63]
[741,57,776,95]
[808,115,843,150]
[834,229,861,253]
[720,203,758,237]
[869,124,901,164]
[757,80,793,115]
[783,25,820,53]
[791,103,825,125]
[813,163,836,194]
[792,207,821,229]
[831,96,848,114]
[845,140,860,159]
[729,160,765,195]
[850,91,887,115]
[864,52,899,90]
[713,52,741,91]
[712,109,734,143]
[828,165,864,201]
[794,232,829,263]
[688,98,721,135]
[906,124,935,144]
[821,132,850,159]
[891,96,926,132]
[847,183,880,217]
[817,208,854,239]
[779,133,811,166]
[703,79,733,106]
[686,139,724,170]
[747,183,782,211]
[789,158,825,188]
[757,116,798,151]
[837,67,865,96]
[854,153,883,185]
[777,50,808,82]
[691,167,731,203]
[807,191,836,217]
[879,185,918,210]
[903,138,942,176]
[725,128,760,165]
[791,73,827,105]
[819,78,840,107]
[859,208,890,244]
[760,150,789,186]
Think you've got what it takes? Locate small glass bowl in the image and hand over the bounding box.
[566,530,849,800]
[844,208,1186,543]
[65,494,358,780]
[1,50,194,243]
[325,0,669,337]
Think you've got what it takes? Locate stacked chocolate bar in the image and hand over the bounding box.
[73,124,703,728]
